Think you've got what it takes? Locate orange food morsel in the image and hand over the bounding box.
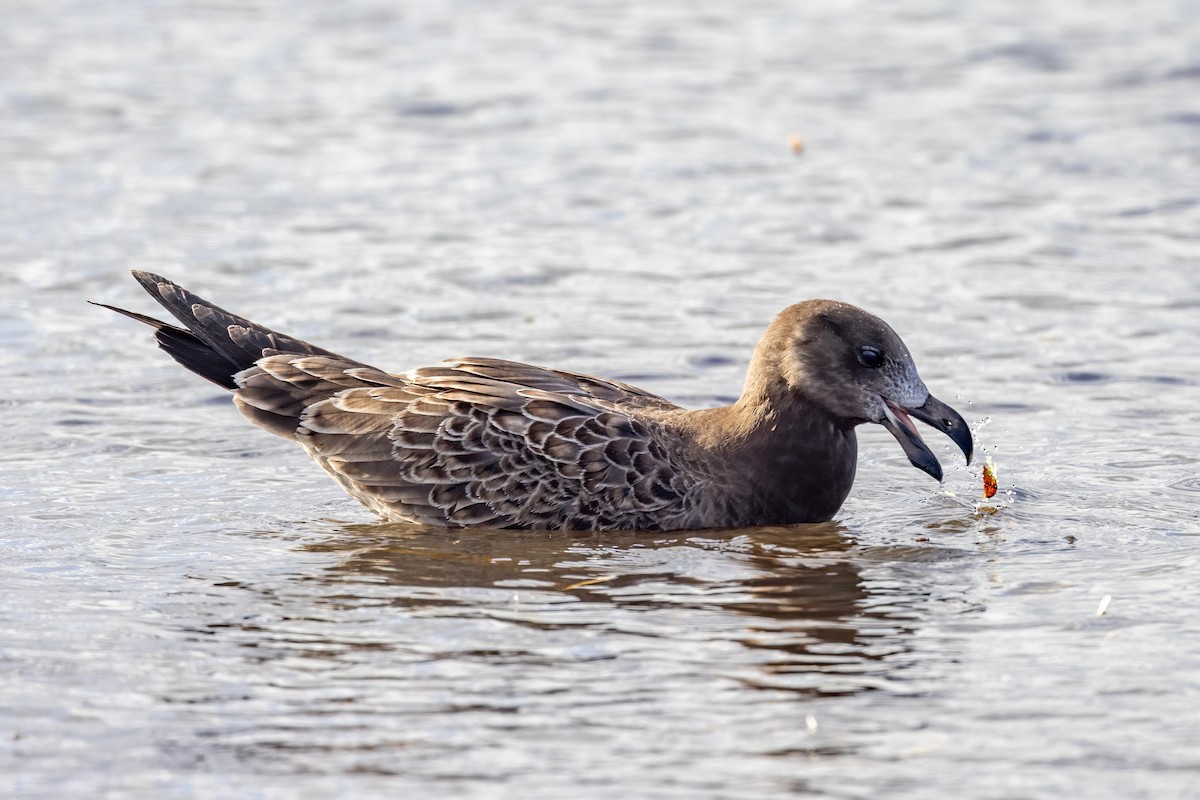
[982,459,998,499]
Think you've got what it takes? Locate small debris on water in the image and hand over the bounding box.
[805,714,818,733]
[563,575,619,591]
[788,134,805,155]
[1096,595,1112,616]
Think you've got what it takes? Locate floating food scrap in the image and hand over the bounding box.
[982,456,998,499]
[563,575,619,591]
[788,134,805,155]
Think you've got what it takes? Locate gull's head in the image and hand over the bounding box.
[769,299,973,481]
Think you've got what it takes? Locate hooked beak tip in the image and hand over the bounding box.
[881,394,973,481]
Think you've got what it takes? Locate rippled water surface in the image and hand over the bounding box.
[4,1,1200,797]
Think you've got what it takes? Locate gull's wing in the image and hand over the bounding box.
[237,355,695,529]
[426,356,683,414]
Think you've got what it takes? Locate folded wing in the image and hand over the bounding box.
[237,355,694,529]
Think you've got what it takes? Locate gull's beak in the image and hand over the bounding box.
[880,394,973,482]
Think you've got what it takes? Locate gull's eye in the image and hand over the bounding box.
[856,346,884,368]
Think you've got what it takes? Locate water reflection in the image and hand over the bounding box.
[291,522,975,699]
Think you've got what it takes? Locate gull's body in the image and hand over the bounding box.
[96,272,972,531]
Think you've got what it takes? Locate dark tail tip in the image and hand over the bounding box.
[91,296,240,390]
[98,270,348,391]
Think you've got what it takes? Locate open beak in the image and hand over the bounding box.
[879,394,973,482]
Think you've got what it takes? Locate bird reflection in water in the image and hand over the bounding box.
[297,521,960,699]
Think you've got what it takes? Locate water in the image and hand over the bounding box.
[3,0,1200,797]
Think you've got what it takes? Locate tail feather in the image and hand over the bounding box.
[93,270,348,391]
[130,270,338,366]
[89,300,242,389]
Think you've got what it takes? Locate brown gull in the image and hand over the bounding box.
[94,271,973,531]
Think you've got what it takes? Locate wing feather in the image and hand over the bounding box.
[443,357,682,413]
[227,352,698,529]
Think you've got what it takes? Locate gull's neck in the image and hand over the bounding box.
[675,348,858,525]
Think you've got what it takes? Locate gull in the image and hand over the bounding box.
[94,271,972,530]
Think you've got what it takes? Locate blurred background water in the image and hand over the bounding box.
[2,1,1199,797]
